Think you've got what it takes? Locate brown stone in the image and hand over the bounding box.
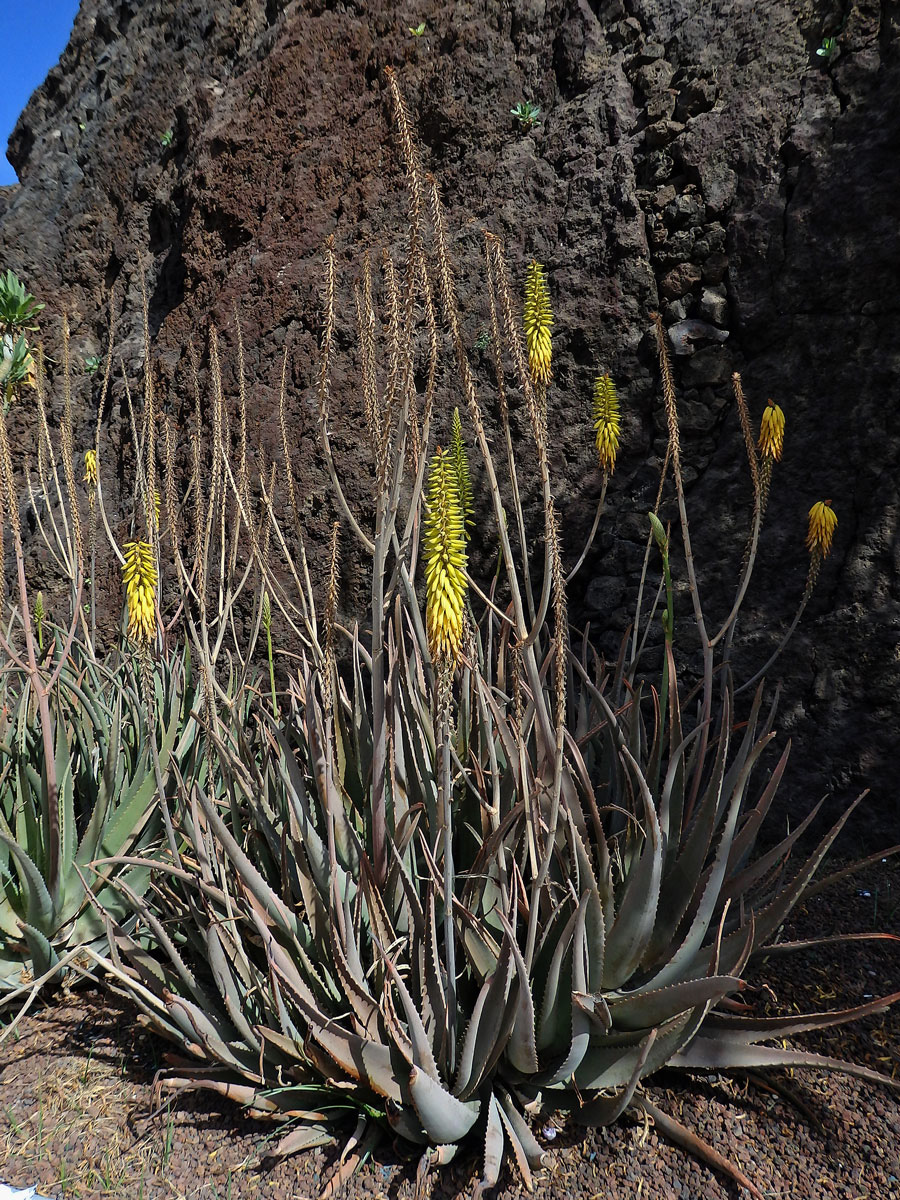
[660,262,702,299]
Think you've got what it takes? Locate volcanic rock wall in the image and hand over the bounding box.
[2,0,899,846]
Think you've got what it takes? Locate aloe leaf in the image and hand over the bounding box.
[165,994,253,1072]
[424,889,449,1049]
[590,974,743,1032]
[661,712,733,900]
[244,883,336,1005]
[800,842,900,905]
[408,1064,479,1143]
[325,915,380,1038]
[571,989,611,1033]
[474,1092,504,1199]
[721,793,821,904]
[576,936,733,1091]
[254,911,402,1101]
[544,893,592,1084]
[101,869,203,995]
[195,779,298,936]
[573,1028,657,1126]
[657,720,704,863]
[303,686,357,871]
[725,741,792,876]
[71,862,151,934]
[457,897,502,981]
[270,1123,335,1159]
[207,925,263,1052]
[453,932,513,1098]
[574,1011,693,1090]
[268,723,334,894]
[713,792,868,972]
[351,633,373,791]
[358,856,401,965]
[500,911,539,1075]
[18,921,58,979]
[565,803,612,937]
[643,728,755,991]
[701,989,900,1042]
[717,679,765,810]
[0,829,53,933]
[496,1099,533,1192]
[380,946,441,1082]
[0,895,22,938]
[536,900,577,1051]
[650,716,742,968]
[752,931,900,958]
[497,1089,545,1168]
[98,728,165,858]
[670,1037,900,1090]
[601,746,662,988]
[55,709,75,885]
[74,700,121,867]
[660,643,684,843]
[257,1026,308,1064]
[385,1103,429,1145]
[395,676,437,818]
[634,1095,765,1200]
[16,757,43,859]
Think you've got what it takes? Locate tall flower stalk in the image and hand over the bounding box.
[423,445,468,1070]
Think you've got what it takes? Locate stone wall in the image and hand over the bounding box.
[2,0,898,847]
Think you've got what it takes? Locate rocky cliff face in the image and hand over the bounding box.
[2,0,899,846]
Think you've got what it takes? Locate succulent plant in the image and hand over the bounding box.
[0,643,192,1003]
[0,269,44,336]
[511,100,541,130]
[1,333,36,393]
[91,73,899,1200]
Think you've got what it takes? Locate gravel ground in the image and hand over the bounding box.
[0,861,897,1200]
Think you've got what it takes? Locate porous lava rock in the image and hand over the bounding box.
[2,0,899,847]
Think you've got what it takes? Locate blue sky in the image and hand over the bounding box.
[0,0,82,186]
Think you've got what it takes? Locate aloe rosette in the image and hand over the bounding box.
[0,645,193,1000]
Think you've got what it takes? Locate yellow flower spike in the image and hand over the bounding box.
[523,259,553,385]
[806,500,837,558]
[758,400,785,462]
[83,449,98,487]
[424,447,468,667]
[154,489,161,529]
[592,374,621,474]
[122,540,158,644]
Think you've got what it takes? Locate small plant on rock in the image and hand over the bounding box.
[0,269,42,408]
[511,100,541,130]
[816,35,837,59]
[0,269,44,337]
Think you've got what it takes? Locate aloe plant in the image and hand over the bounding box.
[96,73,898,1198]
[0,269,44,337]
[0,641,193,1002]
